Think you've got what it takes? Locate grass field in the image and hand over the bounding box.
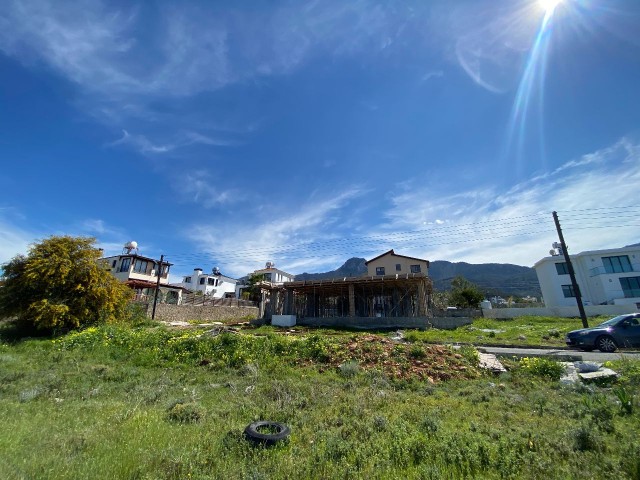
[1,321,639,479]
[403,315,604,347]
[248,315,609,348]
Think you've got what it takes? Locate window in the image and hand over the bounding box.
[264,273,272,282]
[410,264,421,273]
[602,255,632,274]
[562,284,576,298]
[207,278,215,285]
[111,260,116,268]
[184,277,191,283]
[200,278,205,285]
[620,277,640,298]
[133,259,148,273]
[396,264,401,271]
[376,267,385,275]
[119,257,131,272]
[555,262,569,275]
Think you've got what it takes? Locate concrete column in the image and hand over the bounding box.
[417,280,427,316]
[349,284,355,317]
[283,289,291,315]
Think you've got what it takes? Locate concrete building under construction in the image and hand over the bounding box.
[260,250,433,322]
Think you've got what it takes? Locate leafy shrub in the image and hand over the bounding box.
[613,386,634,415]
[547,329,561,338]
[409,345,426,359]
[459,346,479,365]
[518,357,565,380]
[0,236,132,334]
[572,424,602,452]
[421,416,440,434]
[339,360,360,378]
[166,401,203,423]
[404,330,422,343]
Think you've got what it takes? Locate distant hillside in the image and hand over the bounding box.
[295,257,541,298]
[295,257,368,281]
[429,261,540,298]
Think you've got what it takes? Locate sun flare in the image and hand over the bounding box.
[538,0,562,13]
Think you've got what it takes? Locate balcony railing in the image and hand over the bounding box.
[588,263,640,277]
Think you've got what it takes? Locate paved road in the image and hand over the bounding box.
[477,346,640,362]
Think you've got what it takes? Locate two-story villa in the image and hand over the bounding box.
[179,267,238,298]
[365,249,429,277]
[534,245,640,308]
[101,242,183,303]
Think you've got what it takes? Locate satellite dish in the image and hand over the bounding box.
[549,249,556,256]
[212,266,220,275]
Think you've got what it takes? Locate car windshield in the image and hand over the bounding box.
[597,315,629,327]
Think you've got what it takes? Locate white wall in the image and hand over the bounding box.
[483,304,639,319]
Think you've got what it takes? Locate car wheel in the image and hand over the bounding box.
[596,335,617,353]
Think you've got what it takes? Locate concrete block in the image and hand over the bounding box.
[272,315,297,327]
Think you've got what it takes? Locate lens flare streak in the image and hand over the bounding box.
[505,9,557,174]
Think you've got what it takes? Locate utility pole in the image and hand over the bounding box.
[552,212,588,328]
[151,254,164,321]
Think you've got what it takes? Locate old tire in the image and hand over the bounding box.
[596,335,617,353]
[244,421,290,446]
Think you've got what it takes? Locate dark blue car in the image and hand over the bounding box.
[565,313,640,352]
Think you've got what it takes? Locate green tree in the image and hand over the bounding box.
[241,273,264,302]
[449,276,484,308]
[0,235,133,333]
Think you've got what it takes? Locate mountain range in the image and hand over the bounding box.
[295,257,541,298]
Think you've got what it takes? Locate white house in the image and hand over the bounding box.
[101,242,183,304]
[236,262,295,298]
[534,245,640,308]
[178,267,238,299]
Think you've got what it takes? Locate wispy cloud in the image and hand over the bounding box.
[0,218,34,264]
[183,187,366,277]
[106,129,238,156]
[177,171,242,208]
[446,1,541,93]
[420,70,444,83]
[108,130,175,154]
[381,137,640,265]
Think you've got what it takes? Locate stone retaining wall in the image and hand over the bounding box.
[148,304,259,323]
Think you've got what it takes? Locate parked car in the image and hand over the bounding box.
[565,313,640,352]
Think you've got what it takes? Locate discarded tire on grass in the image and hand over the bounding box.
[244,421,290,446]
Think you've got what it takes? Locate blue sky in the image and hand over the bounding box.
[1,0,639,280]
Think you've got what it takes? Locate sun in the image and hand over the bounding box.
[538,0,562,13]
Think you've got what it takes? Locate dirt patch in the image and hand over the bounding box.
[301,334,480,383]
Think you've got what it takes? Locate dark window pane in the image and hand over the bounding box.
[620,277,640,298]
[603,256,632,274]
[562,284,576,298]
